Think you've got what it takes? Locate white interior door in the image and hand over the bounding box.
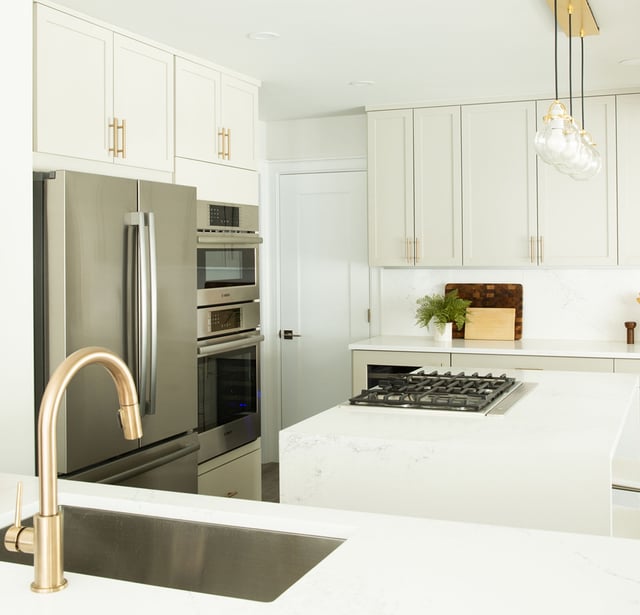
[279,171,369,428]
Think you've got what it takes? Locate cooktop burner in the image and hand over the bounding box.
[349,370,524,415]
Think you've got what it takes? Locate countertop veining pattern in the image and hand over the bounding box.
[0,473,639,613]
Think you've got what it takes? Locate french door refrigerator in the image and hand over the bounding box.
[33,171,199,493]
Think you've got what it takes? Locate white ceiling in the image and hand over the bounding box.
[51,0,640,121]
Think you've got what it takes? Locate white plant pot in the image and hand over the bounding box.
[433,322,453,343]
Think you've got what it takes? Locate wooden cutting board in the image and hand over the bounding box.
[464,308,516,340]
[445,283,523,340]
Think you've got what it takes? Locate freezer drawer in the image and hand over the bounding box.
[64,433,199,494]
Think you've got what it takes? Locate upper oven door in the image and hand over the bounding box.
[197,234,261,306]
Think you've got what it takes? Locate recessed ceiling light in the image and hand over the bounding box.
[349,80,375,87]
[247,31,280,41]
[619,58,640,66]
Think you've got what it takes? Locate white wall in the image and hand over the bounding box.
[264,114,366,161]
[0,1,34,473]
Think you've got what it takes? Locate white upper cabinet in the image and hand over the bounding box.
[414,106,462,267]
[175,57,258,171]
[112,35,173,171]
[220,74,259,171]
[461,101,537,267]
[175,57,221,164]
[35,4,174,172]
[34,4,113,163]
[615,94,640,266]
[367,109,414,267]
[367,107,462,267]
[536,96,617,266]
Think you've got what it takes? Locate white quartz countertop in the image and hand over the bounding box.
[349,335,640,358]
[280,370,640,535]
[1,473,640,614]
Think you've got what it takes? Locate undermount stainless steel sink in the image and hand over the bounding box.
[0,506,345,602]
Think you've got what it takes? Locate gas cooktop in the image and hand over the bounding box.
[349,370,529,415]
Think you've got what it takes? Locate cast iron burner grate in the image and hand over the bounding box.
[349,370,521,413]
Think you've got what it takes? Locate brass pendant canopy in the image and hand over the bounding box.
[545,0,599,37]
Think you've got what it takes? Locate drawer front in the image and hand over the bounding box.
[451,353,613,372]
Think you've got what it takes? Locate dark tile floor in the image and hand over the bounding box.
[261,462,279,503]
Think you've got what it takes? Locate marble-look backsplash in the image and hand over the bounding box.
[377,268,640,342]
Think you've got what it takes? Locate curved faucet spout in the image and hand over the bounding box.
[4,346,143,593]
[39,346,143,517]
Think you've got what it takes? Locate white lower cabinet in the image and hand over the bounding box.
[450,353,613,372]
[198,439,262,500]
[352,350,622,392]
[614,359,640,374]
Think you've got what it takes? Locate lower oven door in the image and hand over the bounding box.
[197,333,263,464]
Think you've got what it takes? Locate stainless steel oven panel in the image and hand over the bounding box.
[197,301,260,340]
[197,334,263,464]
[197,201,259,233]
[197,234,262,307]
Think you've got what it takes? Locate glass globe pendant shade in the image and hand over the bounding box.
[569,132,602,180]
[534,101,573,165]
[553,117,583,172]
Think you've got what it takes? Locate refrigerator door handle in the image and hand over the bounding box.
[125,212,149,414]
[146,212,158,415]
[95,442,200,485]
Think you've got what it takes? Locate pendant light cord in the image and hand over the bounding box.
[568,9,573,117]
[580,33,585,129]
[554,0,558,100]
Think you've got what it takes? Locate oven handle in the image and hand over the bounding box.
[197,234,263,245]
[198,334,265,356]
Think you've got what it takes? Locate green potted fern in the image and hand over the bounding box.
[415,289,471,342]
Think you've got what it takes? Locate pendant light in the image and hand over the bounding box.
[569,33,602,180]
[534,0,601,180]
[534,0,574,165]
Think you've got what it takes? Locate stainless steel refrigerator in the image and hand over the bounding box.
[33,170,199,493]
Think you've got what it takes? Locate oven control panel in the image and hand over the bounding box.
[197,301,260,339]
[210,308,242,333]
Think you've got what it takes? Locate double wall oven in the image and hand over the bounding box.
[196,201,263,464]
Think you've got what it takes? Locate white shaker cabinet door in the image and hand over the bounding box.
[175,57,221,164]
[113,34,174,172]
[34,4,113,162]
[219,75,259,170]
[462,101,538,266]
[414,106,462,266]
[367,109,414,266]
[617,94,640,266]
[537,96,617,266]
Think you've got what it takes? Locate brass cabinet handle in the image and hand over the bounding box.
[539,236,544,264]
[109,117,119,156]
[405,238,412,264]
[108,118,126,158]
[529,236,535,264]
[217,128,231,160]
[415,237,421,263]
[217,128,225,159]
[120,118,126,158]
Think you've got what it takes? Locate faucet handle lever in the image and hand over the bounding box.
[14,481,23,527]
[4,481,34,555]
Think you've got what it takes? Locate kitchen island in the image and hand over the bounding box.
[280,368,640,536]
[1,473,640,614]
